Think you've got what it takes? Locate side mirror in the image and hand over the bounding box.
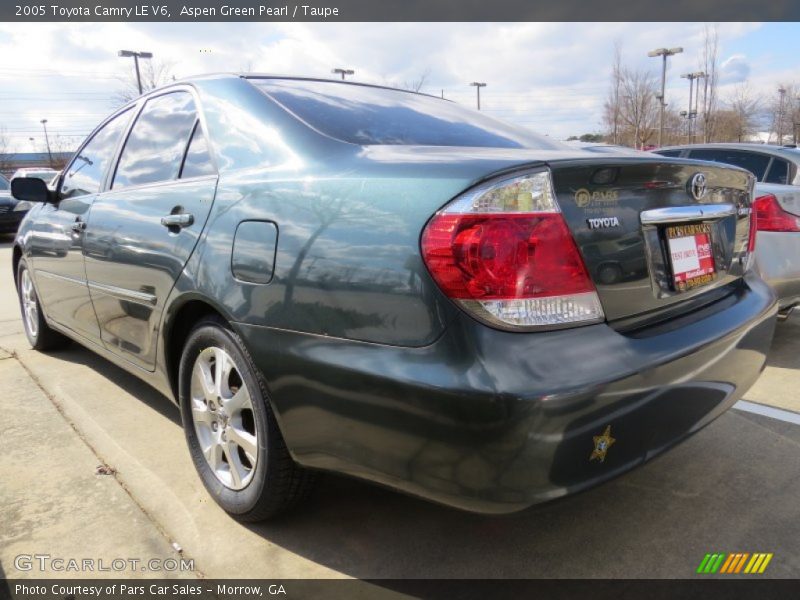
[11,178,51,204]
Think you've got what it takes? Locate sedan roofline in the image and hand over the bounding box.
[240,73,451,101]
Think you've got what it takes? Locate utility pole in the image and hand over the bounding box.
[470,82,486,110]
[40,119,53,167]
[776,87,787,144]
[331,68,354,80]
[681,73,696,144]
[648,47,683,148]
[118,50,153,95]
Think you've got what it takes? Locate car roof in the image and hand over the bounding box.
[171,72,452,102]
[657,143,800,162]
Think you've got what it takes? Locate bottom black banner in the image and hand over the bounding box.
[3,579,800,600]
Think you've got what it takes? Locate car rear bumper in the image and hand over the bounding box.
[754,231,800,310]
[235,273,777,514]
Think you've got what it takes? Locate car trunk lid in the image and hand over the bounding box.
[548,158,754,322]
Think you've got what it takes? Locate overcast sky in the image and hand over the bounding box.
[1,21,798,151]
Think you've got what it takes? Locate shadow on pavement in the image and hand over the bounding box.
[0,233,15,249]
[765,316,800,370]
[39,343,182,427]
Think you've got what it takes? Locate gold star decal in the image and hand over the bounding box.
[590,425,616,462]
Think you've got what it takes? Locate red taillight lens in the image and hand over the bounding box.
[754,193,800,233]
[421,170,604,330]
[422,213,595,300]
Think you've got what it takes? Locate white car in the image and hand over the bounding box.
[654,143,800,317]
[10,167,60,183]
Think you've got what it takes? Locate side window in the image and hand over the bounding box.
[60,109,132,199]
[113,91,197,189]
[180,122,215,179]
[656,149,682,157]
[765,158,790,184]
[688,149,771,180]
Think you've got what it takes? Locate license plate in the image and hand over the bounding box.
[666,223,716,292]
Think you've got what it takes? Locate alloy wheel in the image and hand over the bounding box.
[190,346,258,490]
[20,270,39,339]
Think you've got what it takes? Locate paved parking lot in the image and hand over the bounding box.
[1,234,799,581]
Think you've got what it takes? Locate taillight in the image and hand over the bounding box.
[754,193,800,233]
[421,171,604,330]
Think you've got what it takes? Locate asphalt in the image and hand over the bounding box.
[0,234,799,581]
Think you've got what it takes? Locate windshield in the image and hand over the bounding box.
[0,176,8,191]
[251,78,566,150]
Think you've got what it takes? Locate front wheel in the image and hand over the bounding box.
[16,259,69,351]
[178,316,314,521]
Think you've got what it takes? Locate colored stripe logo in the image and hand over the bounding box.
[697,553,773,574]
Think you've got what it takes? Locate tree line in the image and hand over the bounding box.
[602,26,794,148]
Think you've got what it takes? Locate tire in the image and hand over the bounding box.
[178,315,314,521]
[16,259,70,351]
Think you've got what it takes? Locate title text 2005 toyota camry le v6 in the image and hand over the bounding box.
[11,75,776,520]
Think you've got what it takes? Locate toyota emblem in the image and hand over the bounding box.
[690,173,707,200]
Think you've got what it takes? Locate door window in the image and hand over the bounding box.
[113,91,198,189]
[688,149,771,180]
[180,122,215,179]
[60,109,133,199]
[764,158,790,184]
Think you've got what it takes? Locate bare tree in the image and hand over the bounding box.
[114,59,177,105]
[700,24,720,142]
[766,83,800,145]
[619,67,660,149]
[398,68,432,93]
[602,41,623,145]
[723,82,761,142]
[48,134,80,169]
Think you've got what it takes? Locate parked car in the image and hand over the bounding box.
[0,173,34,234]
[654,143,800,316]
[11,76,776,520]
[10,167,59,183]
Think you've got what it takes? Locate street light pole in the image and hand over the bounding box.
[40,119,53,167]
[470,82,486,110]
[648,47,683,148]
[331,68,354,80]
[681,72,706,144]
[118,50,154,96]
[681,73,696,144]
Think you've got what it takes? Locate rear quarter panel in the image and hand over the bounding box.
[185,170,469,346]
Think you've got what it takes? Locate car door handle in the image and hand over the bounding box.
[160,213,194,229]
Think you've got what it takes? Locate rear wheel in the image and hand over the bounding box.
[16,260,69,351]
[178,315,314,521]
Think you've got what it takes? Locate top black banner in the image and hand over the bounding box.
[3,0,800,22]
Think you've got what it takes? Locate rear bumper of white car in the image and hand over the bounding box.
[755,231,800,310]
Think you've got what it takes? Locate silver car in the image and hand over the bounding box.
[654,143,800,317]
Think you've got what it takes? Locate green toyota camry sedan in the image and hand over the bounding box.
[11,75,776,520]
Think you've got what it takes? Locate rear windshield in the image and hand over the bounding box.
[250,79,565,150]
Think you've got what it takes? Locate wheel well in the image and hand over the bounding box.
[165,300,225,401]
[11,245,22,287]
